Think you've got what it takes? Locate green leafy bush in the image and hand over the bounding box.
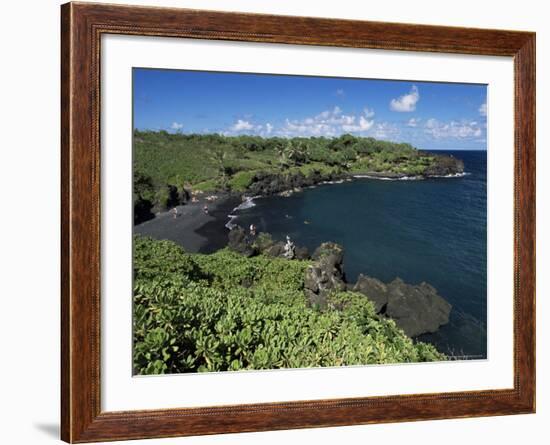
[133,236,445,375]
[252,232,274,252]
[228,170,256,191]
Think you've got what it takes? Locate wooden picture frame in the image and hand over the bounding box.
[61,2,536,442]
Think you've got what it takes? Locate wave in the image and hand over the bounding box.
[233,195,259,211]
[225,195,261,229]
[353,172,470,181]
[353,174,423,181]
[429,172,470,178]
[225,214,238,230]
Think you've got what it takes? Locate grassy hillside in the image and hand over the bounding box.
[133,131,453,216]
[134,131,436,185]
[133,236,445,375]
[133,131,465,225]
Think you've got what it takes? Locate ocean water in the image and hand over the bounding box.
[234,151,487,359]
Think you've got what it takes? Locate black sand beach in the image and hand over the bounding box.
[134,194,242,253]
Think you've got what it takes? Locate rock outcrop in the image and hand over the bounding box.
[304,243,347,308]
[352,275,389,313]
[423,153,465,177]
[294,245,310,260]
[247,170,344,196]
[228,228,311,261]
[264,241,285,258]
[227,228,452,338]
[352,274,452,337]
[227,226,257,257]
[385,278,452,337]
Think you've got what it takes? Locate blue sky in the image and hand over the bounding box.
[133,68,487,150]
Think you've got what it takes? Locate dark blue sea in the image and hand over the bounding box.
[234,150,487,359]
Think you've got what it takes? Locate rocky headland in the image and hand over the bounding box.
[227,227,452,338]
[245,170,348,197]
[352,153,465,180]
[244,153,464,198]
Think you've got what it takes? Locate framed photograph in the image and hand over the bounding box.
[61,2,535,442]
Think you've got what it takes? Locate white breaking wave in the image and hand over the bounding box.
[430,172,470,178]
[353,172,469,181]
[225,214,238,230]
[233,195,258,211]
[353,174,423,181]
[225,195,261,230]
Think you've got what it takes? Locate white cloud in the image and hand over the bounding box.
[372,122,401,140]
[424,118,483,139]
[223,120,275,137]
[479,102,487,116]
[364,107,375,118]
[170,122,183,131]
[390,85,420,112]
[280,106,374,137]
[335,88,345,97]
[231,119,254,131]
[406,117,421,127]
[222,106,381,138]
[342,116,374,132]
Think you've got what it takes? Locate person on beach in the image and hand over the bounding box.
[171,207,178,219]
[203,204,209,215]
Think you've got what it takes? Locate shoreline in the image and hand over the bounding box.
[133,168,484,352]
[227,169,469,226]
[134,193,241,254]
[134,169,469,255]
[351,171,469,181]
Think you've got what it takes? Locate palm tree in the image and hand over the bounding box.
[285,140,308,166]
[276,142,287,170]
[209,146,229,186]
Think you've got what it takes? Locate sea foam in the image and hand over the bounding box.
[225,196,259,229]
[353,172,469,181]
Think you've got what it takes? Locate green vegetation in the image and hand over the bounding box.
[133,131,444,220]
[133,236,445,375]
[227,170,256,192]
[350,151,436,175]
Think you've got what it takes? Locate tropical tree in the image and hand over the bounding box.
[284,140,308,166]
[275,141,288,169]
[208,145,230,187]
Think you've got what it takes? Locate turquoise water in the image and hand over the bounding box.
[234,151,487,359]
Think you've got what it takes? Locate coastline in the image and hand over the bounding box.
[132,153,486,356]
[228,168,470,224]
[352,171,469,181]
[223,150,487,358]
[135,167,470,255]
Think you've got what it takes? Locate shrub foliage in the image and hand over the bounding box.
[133,236,444,375]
